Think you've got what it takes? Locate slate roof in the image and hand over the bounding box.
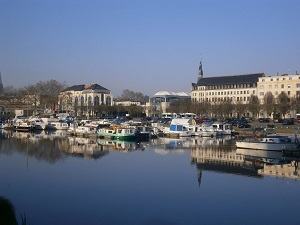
[62,84,109,92]
[193,73,265,86]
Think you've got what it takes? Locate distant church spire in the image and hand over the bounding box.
[0,72,3,94]
[197,60,203,82]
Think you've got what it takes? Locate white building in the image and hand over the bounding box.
[58,83,113,117]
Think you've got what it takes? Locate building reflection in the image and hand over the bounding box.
[190,137,300,188]
[0,131,109,163]
[236,148,300,180]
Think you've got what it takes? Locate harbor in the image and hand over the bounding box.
[1,129,300,225]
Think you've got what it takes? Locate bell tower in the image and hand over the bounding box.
[197,60,203,82]
[0,72,3,94]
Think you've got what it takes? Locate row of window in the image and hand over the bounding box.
[194,83,254,91]
[259,84,300,89]
[260,76,299,82]
[259,91,292,96]
[192,90,255,97]
[192,96,250,102]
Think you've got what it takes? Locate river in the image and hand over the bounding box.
[0,130,299,225]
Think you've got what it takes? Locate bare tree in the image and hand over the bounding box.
[247,94,260,119]
[263,91,275,118]
[290,94,300,114]
[277,91,290,118]
[120,89,149,104]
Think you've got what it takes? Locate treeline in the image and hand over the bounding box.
[166,92,300,119]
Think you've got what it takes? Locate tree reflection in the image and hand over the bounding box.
[0,196,29,225]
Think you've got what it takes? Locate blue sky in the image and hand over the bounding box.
[1,0,299,97]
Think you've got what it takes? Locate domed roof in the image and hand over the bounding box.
[153,91,190,98]
[176,92,190,97]
[153,91,177,97]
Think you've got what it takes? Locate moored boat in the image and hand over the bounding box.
[97,126,137,141]
[46,121,69,130]
[236,135,300,151]
[13,119,35,132]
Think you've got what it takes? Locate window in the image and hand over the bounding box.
[297,83,300,88]
[260,85,264,89]
[269,85,272,89]
[289,77,292,80]
[275,85,278,89]
[288,91,291,95]
[288,84,291,88]
[275,91,278,95]
[281,84,284,88]
[259,92,264,96]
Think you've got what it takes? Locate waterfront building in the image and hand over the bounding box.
[191,61,264,117]
[58,83,113,117]
[146,91,190,117]
[257,74,300,118]
[191,61,264,104]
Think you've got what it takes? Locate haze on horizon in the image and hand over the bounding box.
[1,0,299,97]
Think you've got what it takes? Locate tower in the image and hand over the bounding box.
[0,72,3,94]
[197,60,203,82]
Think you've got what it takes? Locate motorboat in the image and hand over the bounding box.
[28,117,47,130]
[13,119,35,132]
[97,126,137,141]
[212,122,233,135]
[236,135,300,151]
[46,121,69,130]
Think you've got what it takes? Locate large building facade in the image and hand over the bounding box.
[191,61,300,118]
[257,74,300,118]
[191,61,264,105]
[58,84,113,117]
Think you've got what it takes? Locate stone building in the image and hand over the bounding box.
[191,61,264,104]
[58,83,113,117]
[257,74,300,117]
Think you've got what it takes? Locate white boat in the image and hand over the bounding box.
[28,117,47,130]
[46,121,69,130]
[0,122,13,130]
[13,119,35,131]
[212,122,233,135]
[236,135,300,151]
[164,118,194,137]
[75,125,97,134]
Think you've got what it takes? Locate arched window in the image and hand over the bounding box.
[94,96,100,106]
[80,96,84,106]
[106,96,111,106]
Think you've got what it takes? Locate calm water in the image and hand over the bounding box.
[1,130,300,225]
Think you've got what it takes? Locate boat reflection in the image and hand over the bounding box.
[66,136,109,159]
[96,138,146,152]
[152,136,234,155]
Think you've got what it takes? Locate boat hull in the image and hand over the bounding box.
[236,140,299,151]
